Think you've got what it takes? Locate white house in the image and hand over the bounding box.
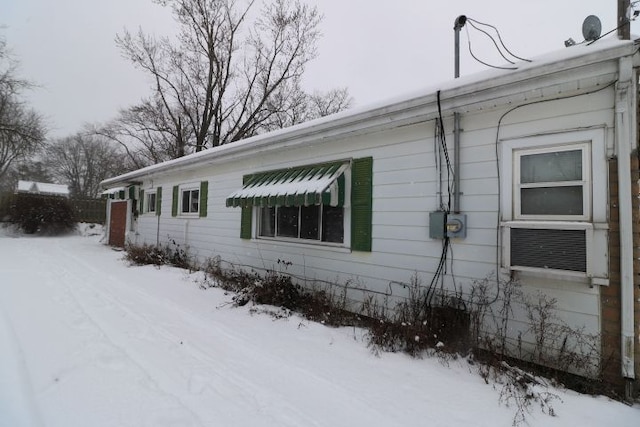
[17,180,70,197]
[101,37,640,397]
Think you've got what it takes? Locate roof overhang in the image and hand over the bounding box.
[101,38,640,189]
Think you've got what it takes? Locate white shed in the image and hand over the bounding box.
[17,180,70,197]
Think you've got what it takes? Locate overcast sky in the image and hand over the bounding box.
[2,0,636,138]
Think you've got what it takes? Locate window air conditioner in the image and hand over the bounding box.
[502,222,592,276]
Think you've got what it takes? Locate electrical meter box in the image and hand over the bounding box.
[429,211,447,239]
[446,214,467,238]
[429,211,467,239]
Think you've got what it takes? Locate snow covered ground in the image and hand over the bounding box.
[1,226,638,427]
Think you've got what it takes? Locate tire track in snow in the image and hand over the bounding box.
[5,238,204,427]
[51,239,400,426]
[41,240,325,426]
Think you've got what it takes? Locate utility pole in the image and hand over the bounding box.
[619,0,631,39]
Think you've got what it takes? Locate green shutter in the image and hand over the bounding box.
[156,187,162,216]
[118,190,125,200]
[240,207,252,239]
[351,157,373,252]
[139,189,144,213]
[128,186,136,200]
[240,174,252,238]
[199,181,208,218]
[172,185,179,217]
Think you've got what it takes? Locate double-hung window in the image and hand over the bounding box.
[501,129,606,279]
[146,192,157,214]
[514,143,590,221]
[181,187,200,215]
[140,187,161,216]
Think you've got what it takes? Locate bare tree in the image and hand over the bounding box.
[107,0,351,164]
[94,99,189,169]
[45,133,132,198]
[0,37,46,182]
[262,86,352,130]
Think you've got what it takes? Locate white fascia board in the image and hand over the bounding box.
[101,39,639,189]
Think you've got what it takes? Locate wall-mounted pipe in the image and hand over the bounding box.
[615,55,635,390]
[453,15,466,214]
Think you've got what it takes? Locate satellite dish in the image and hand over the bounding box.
[582,15,602,41]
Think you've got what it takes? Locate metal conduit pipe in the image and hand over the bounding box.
[615,55,636,396]
[453,15,466,214]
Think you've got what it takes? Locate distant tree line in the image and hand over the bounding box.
[0,36,132,198]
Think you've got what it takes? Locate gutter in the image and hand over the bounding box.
[615,54,636,383]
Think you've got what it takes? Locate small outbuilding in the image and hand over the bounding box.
[17,180,70,198]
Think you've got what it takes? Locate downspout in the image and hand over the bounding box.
[615,54,636,385]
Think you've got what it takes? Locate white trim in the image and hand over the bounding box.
[501,128,607,223]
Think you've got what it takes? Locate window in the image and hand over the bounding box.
[501,129,607,279]
[181,188,199,214]
[227,157,372,251]
[146,192,156,213]
[171,181,208,218]
[259,204,344,243]
[513,143,590,220]
[140,187,161,216]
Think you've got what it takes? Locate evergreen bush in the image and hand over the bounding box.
[10,193,76,234]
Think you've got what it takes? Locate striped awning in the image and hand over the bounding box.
[226,162,348,208]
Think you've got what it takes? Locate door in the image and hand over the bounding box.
[108,201,128,248]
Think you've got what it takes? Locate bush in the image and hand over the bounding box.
[10,193,75,234]
[124,240,194,270]
[202,257,363,326]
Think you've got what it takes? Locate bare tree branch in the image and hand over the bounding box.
[111,0,351,164]
[0,37,46,181]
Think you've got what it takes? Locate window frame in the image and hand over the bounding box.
[145,191,157,214]
[499,128,607,281]
[513,142,591,221]
[179,185,200,216]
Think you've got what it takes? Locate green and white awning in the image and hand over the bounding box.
[226,162,348,208]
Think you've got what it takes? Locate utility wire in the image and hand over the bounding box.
[465,26,518,71]
[467,20,516,64]
[467,17,531,63]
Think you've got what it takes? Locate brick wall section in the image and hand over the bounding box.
[633,154,640,395]
[604,154,640,397]
[603,158,622,388]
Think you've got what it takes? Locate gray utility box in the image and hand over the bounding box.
[429,211,447,239]
[429,211,467,239]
